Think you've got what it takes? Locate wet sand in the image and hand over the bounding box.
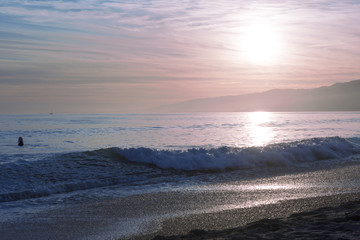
[2,163,360,240]
[140,192,360,240]
[1,191,359,240]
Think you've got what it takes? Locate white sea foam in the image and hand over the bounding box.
[1,137,358,203]
[1,113,360,240]
[1,113,360,205]
[115,137,360,171]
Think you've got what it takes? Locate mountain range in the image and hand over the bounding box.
[156,79,360,112]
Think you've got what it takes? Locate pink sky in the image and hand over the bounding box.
[1,0,360,113]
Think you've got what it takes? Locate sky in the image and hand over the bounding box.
[1,0,360,114]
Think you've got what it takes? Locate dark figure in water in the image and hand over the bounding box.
[18,137,24,146]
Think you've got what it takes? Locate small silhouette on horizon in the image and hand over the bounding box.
[18,137,24,146]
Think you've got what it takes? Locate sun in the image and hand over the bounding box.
[241,24,282,65]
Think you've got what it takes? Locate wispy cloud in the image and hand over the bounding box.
[0,0,360,113]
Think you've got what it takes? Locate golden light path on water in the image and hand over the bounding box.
[234,112,296,197]
[246,112,275,146]
[218,112,360,211]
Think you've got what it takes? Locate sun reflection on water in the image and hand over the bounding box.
[247,112,274,146]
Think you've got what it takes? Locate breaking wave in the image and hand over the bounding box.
[1,137,359,203]
[116,137,360,170]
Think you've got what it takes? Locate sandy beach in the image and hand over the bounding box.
[2,172,360,240]
[141,192,360,240]
[1,189,360,239]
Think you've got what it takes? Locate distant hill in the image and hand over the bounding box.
[156,79,360,112]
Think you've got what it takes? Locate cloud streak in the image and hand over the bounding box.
[0,0,360,113]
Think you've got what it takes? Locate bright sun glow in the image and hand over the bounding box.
[241,24,282,65]
[248,112,274,146]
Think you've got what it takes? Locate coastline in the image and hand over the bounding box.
[1,114,360,240]
[136,192,360,240]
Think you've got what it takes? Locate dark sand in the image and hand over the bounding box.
[138,192,360,240]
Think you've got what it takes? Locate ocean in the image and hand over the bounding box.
[1,112,360,239]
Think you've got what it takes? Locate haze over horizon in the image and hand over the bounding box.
[1,1,360,114]
[157,79,360,112]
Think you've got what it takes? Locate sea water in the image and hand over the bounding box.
[1,112,360,238]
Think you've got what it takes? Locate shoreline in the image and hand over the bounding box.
[134,192,360,240]
[1,190,360,240]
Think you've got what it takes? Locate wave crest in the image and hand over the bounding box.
[1,137,359,203]
[115,137,360,171]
